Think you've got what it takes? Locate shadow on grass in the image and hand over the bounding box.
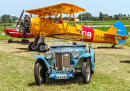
[93,46,124,49]
[120,60,130,64]
[28,82,36,86]
[16,48,46,53]
[3,40,29,45]
[28,77,83,86]
[16,48,29,51]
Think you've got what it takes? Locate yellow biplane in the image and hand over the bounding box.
[17,3,127,52]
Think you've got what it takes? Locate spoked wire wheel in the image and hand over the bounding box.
[34,60,46,85]
[82,58,91,84]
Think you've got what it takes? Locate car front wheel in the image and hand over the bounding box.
[34,60,46,85]
[82,58,91,84]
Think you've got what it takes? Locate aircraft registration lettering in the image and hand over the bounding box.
[94,35,109,40]
[33,23,39,26]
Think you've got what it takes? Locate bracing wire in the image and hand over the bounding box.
[81,3,83,44]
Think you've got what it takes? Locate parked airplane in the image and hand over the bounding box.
[18,3,127,51]
[3,25,35,43]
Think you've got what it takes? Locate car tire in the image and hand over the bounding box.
[37,43,46,52]
[34,60,46,85]
[28,42,37,51]
[82,58,91,84]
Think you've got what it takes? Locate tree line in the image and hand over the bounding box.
[0,12,130,23]
[78,12,130,21]
[0,14,18,23]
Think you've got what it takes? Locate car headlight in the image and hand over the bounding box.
[45,51,53,59]
[72,50,79,58]
[69,65,74,70]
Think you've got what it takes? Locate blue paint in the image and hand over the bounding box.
[49,72,73,79]
[90,48,95,70]
[113,21,127,44]
[34,43,95,80]
[34,55,51,69]
[74,53,90,68]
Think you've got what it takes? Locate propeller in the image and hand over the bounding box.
[16,10,24,28]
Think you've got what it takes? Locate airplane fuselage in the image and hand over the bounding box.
[81,26,117,44]
[3,29,35,38]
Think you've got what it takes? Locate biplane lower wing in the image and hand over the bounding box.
[47,32,90,41]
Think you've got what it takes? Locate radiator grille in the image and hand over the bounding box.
[55,52,70,70]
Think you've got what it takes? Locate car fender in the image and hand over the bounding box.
[34,55,51,69]
[75,53,90,68]
[90,48,95,70]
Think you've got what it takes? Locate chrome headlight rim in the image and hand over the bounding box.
[45,51,53,59]
[72,50,79,58]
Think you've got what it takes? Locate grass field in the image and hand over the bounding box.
[69,20,130,26]
[0,40,130,91]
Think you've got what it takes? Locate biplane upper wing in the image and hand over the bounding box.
[25,3,85,16]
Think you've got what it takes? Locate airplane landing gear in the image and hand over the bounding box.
[28,42,37,51]
[21,39,29,43]
[28,37,39,51]
[37,36,48,52]
[22,39,25,43]
[37,43,48,52]
[28,36,48,52]
[111,44,116,48]
[25,40,29,43]
[8,39,12,43]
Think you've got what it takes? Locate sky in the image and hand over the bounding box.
[0,0,130,18]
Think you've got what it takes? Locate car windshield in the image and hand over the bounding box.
[51,40,86,48]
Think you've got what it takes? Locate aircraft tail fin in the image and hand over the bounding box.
[107,21,127,44]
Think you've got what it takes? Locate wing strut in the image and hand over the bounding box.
[73,12,77,32]
[60,8,65,32]
[66,13,72,31]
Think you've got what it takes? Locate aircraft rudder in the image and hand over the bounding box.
[113,21,127,36]
[113,21,127,44]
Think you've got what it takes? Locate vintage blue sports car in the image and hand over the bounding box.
[34,42,95,85]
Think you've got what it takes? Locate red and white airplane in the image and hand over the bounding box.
[3,25,35,43]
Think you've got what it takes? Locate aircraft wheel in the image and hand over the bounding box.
[37,43,47,52]
[25,40,29,43]
[34,60,46,85]
[28,42,37,51]
[22,39,26,43]
[82,58,91,84]
[111,44,116,48]
[8,39,12,43]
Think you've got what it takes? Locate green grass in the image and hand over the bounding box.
[69,20,130,26]
[91,26,130,34]
[0,26,22,40]
[0,41,130,91]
